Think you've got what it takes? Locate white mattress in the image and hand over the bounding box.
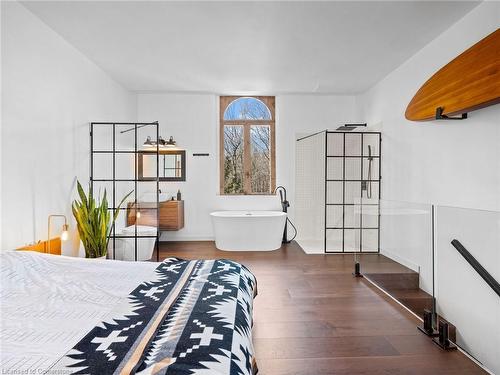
[0,251,158,373]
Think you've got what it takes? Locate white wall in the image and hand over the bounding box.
[1,2,136,254]
[137,93,356,240]
[435,206,499,375]
[356,3,500,373]
[356,2,500,212]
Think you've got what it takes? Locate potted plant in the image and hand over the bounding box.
[72,180,132,259]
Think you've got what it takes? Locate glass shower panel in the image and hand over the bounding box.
[327,132,343,156]
[361,204,379,228]
[345,158,361,180]
[344,229,361,252]
[92,125,112,151]
[362,133,380,157]
[344,205,359,227]
[326,229,343,252]
[326,205,343,228]
[324,131,381,253]
[115,124,136,152]
[326,157,343,180]
[345,181,361,204]
[92,153,113,180]
[297,130,381,254]
[91,122,160,262]
[326,181,343,204]
[115,153,136,180]
[361,229,379,252]
[345,133,362,156]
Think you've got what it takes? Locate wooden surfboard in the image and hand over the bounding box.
[405,28,500,121]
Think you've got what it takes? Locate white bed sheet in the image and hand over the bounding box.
[0,251,159,374]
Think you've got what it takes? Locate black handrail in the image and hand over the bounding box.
[451,239,500,298]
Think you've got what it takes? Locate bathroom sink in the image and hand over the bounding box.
[140,192,170,202]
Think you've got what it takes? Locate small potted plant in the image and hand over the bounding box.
[72,180,132,259]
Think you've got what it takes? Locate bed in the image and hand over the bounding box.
[0,251,257,374]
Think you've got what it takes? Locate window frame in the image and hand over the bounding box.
[219,96,276,195]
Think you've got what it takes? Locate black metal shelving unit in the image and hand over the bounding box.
[90,122,160,261]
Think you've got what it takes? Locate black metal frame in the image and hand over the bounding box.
[90,122,160,262]
[138,150,186,182]
[323,131,382,253]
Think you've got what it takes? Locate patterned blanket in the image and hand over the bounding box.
[50,258,258,375]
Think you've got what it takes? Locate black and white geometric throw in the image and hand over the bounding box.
[49,258,258,375]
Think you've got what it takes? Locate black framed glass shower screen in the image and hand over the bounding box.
[90,122,161,262]
[325,131,381,253]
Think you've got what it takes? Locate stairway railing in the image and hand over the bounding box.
[451,239,500,298]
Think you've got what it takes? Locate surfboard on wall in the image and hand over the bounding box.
[405,28,500,121]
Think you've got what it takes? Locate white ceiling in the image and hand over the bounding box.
[22,1,479,95]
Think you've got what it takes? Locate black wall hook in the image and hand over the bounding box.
[435,107,468,120]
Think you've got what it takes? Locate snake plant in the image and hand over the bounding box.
[72,180,132,258]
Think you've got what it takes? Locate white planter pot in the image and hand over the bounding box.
[79,242,107,259]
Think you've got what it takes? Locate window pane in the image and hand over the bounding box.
[224,97,271,120]
[223,126,244,194]
[250,125,271,193]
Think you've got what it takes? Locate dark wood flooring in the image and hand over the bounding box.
[362,254,434,318]
[156,241,485,375]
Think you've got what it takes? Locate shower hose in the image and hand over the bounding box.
[285,217,298,243]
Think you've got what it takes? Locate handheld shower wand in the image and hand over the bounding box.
[362,145,374,199]
[366,145,373,199]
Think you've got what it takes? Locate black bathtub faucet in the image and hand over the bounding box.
[274,186,290,243]
[274,186,289,213]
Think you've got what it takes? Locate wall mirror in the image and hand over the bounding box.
[138,150,186,181]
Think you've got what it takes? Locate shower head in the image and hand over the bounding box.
[335,123,367,131]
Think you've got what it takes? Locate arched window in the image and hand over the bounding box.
[220,96,275,195]
[223,97,272,120]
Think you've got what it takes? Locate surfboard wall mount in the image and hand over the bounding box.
[435,107,467,121]
[405,29,500,122]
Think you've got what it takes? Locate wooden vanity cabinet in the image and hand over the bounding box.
[127,200,184,231]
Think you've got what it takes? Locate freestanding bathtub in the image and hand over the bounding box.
[210,211,287,251]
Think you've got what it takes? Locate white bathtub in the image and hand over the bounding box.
[107,225,157,261]
[210,211,287,251]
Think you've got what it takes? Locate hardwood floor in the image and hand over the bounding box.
[157,241,485,375]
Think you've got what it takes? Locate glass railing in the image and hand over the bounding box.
[356,199,435,320]
[434,205,499,374]
[357,201,500,373]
